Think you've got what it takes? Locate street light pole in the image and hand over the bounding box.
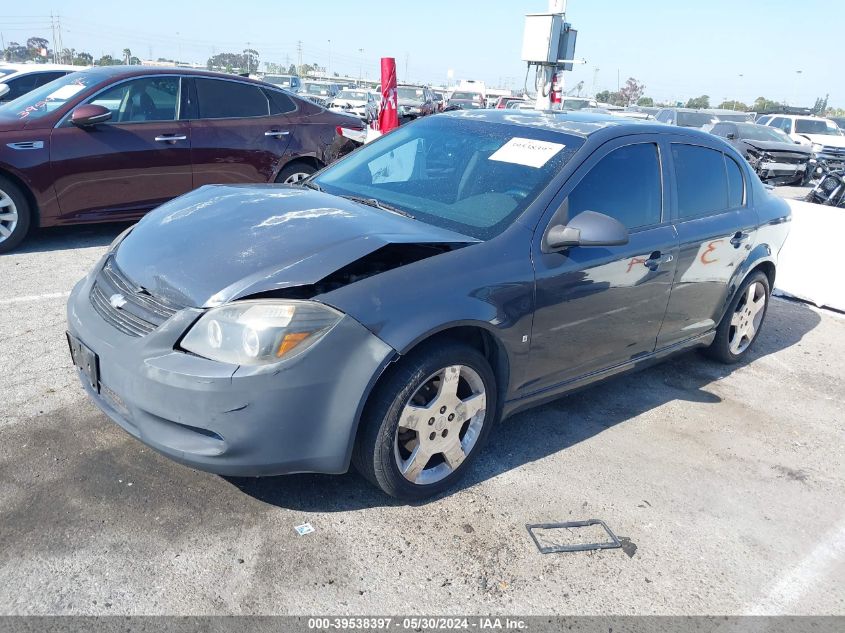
[327,40,332,77]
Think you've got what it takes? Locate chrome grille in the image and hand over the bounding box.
[89,257,183,337]
[820,145,845,157]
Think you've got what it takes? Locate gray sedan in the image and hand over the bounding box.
[67,111,790,500]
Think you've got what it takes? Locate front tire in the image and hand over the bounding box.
[275,162,316,185]
[704,271,770,364]
[353,342,498,500]
[0,176,32,254]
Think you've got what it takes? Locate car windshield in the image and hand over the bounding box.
[303,83,331,95]
[450,92,480,100]
[313,115,583,240]
[264,75,294,87]
[713,112,754,122]
[0,68,15,78]
[677,112,717,127]
[336,90,368,100]
[735,123,794,143]
[0,71,95,121]
[795,119,841,135]
[398,87,424,100]
[562,99,591,110]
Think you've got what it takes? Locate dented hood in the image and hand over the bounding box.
[114,184,477,308]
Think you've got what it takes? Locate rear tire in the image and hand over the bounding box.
[703,271,770,364]
[0,176,32,254]
[353,341,498,500]
[275,162,317,185]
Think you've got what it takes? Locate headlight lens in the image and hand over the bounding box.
[181,300,342,365]
[812,143,824,153]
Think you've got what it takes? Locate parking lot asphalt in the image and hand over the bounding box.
[1,221,843,616]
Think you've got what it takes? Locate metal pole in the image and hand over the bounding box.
[535,0,566,110]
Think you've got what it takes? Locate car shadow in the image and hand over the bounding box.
[228,297,821,512]
[13,222,133,254]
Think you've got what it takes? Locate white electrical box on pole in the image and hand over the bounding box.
[521,0,585,111]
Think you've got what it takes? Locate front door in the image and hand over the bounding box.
[524,138,679,395]
[50,75,191,222]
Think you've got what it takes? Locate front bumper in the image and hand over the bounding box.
[66,272,396,476]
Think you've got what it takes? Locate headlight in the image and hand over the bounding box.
[181,300,342,365]
[812,143,823,153]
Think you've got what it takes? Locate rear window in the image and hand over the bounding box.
[676,112,717,128]
[264,88,296,115]
[672,144,729,219]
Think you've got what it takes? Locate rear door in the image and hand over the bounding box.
[657,140,757,347]
[188,77,293,186]
[50,74,192,221]
[525,136,679,393]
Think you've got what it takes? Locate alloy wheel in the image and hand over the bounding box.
[394,364,487,485]
[0,189,18,243]
[283,172,311,185]
[729,281,767,355]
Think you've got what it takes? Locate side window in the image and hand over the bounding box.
[656,110,671,123]
[781,118,793,133]
[757,115,771,126]
[769,117,783,129]
[725,155,745,208]
[264,88,296,115]
[711,123,730,137]
[4,75,39,101]
[88,76,179,123]
[672,144,729,219]
[568,143,662,230]
[32,71,67,89]
[194,78,269,119]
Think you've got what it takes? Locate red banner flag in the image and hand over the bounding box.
[378,57,399,133]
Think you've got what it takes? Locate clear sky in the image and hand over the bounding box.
[1,1,842,108]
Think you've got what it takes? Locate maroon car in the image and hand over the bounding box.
[0,66,363,252]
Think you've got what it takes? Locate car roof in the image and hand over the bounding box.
[440,108,713,139]
[54,65,286,88]
[0,63,79,76]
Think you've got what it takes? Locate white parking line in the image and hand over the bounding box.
[0,291,71,306]
[747,519,845,615]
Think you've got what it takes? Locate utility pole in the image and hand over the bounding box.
[534,0,566,110]
[50,13,57,63]
[297,40,303,74]
[591,66,599,96]
[358,48,364,82]
[327,39,332,77]
[404,53,409,82]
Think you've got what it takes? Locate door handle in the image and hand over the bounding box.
[644,251,673,271]
[265,130,290,138]
[154,134,187,143]
[730,231,751,248]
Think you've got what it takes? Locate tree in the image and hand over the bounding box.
[123,48,132,64]
[686,95,710,109]
[96,54,120,66]
[242,48,260,74]
[619,77,645,106]
[287,64,297,75]
[636,96,654,107]
[74,51,94,66]
[718,100,748,111]
[752,96,782,113]
[26,37,50,58]
[812,94,829,115]
[4,41,29,62]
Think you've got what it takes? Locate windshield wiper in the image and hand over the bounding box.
[301,180,322,191]
[340,195,415,219]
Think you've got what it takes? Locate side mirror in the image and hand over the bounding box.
[726,132,737,140]
[70,104,112,127]
[545,210,629,251]
[0,84,10,99]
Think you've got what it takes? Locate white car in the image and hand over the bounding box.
[328,88,378,123]
[757,114,845,170]
[0,63,80,103]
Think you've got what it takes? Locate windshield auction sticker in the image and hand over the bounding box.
[489,137,565,168]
